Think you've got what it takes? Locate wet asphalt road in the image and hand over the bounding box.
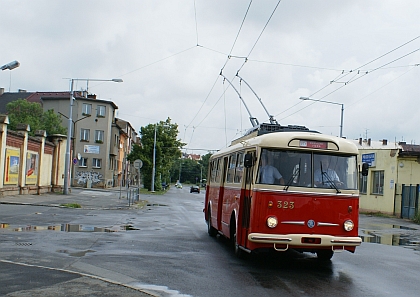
[1,187,420,296]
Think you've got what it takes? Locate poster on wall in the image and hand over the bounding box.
[26,152,38,184]
[4,149,20,185]
[83,145,100,154]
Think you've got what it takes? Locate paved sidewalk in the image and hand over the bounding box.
[0,187,149,210]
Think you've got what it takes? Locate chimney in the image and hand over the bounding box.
[382,139,388,145]
[0,88,4,95]
[368,138,371,146]
[359,138,362,145]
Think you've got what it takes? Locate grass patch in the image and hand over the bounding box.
[60,203,81,208]
[413,213,420,224]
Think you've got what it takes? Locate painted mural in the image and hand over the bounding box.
[26,152,39,184]
[4,149,20,185]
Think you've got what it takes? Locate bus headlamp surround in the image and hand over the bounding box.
[267,216,278,228]
[343,220,354,231]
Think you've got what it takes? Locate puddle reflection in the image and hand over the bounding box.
[0,223,139,232]
[360,223,420,248]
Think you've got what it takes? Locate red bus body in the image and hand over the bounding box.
[204,129,362,259]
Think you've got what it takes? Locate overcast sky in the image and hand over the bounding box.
[1,0,419,154]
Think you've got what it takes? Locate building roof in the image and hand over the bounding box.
[351,139,401,150]
[351,139,420,157]
[0,90,34,113]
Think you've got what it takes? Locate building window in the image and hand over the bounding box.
[81,129,90,141]
[372,171,384,195]
[359,173,367,194]
[79,157,88,167]
[95,130,104,143]
[93,158,102,168]
[97,105,106,117]
[82,103,92,116]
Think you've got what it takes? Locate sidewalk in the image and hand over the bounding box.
[0,187,147,210]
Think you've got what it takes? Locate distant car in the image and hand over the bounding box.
[190,185,200,193]
[175,183,182,189]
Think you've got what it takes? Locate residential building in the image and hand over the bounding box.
[353,138,420,219]
[1,89,138,189]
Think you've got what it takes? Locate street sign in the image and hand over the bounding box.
[134,159,143,169]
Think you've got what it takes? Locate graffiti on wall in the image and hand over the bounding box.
[75,171,103,185]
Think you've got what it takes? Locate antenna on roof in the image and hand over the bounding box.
[236,73,278,125]
[220,71,259,127]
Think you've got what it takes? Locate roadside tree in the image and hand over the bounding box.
[127,118,184,191]
[6,99,66,136]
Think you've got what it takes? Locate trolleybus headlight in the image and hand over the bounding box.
[267,216,278,228]
[343,220,354,231]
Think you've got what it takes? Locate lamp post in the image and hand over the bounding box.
[151,123,169,192]
[151,124,157,192]
[299,96,344,138]
[63,78,123,195]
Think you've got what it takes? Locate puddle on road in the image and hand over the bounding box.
[0,223,139,232]
[359,223,420,248]
[57,249,96,257]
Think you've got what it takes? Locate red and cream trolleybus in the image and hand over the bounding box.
[204,123,364,260]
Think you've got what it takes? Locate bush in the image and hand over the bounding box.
[413,212,420,224]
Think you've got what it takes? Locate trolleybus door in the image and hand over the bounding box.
[238,151,255,249]
[216,156,229,231]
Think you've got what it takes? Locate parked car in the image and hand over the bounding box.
[190,185,200,193]
[175,183,182,189]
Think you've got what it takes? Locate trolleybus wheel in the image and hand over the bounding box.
[231,219,245,259]
[207,209,217,237]
[316,250,334,261]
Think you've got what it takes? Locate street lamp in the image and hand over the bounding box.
[1,60,20,92]
[63,78,123,195]
[299,96,344,138]
[1,60,20,71]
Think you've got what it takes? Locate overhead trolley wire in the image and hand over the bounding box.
[237,0,283,73]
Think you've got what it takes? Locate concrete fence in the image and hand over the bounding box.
[0,115,66,196]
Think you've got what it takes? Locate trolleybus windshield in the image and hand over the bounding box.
[256,149,357,190]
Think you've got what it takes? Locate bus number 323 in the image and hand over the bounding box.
[277,201,295,209]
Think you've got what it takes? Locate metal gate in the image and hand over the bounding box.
[401,184,419,219]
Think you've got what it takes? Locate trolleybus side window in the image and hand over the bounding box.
[214,158,221,184]
[234,152,244,183]
[226,154,237,183]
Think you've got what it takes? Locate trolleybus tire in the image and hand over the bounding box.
[231,218,246,259]
[316,250,334,261]
[207,209,217,237]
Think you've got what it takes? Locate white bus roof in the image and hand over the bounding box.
[212,131,359,158]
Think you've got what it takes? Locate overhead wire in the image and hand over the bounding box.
[185,0,256,148]
[275,37,420,120]
[237,0,282,73]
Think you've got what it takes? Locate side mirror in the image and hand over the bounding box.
[244,153,254,168]
[361,163,369,176]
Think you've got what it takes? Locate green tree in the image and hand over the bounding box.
[127,118,184,191]
[6,99,66,136]
[170,152,212,185]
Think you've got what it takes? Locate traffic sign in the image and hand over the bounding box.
[134,159,143,169]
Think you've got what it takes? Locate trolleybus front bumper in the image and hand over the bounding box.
[248,233,362,251]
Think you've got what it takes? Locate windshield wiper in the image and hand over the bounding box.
[284,159,301,191]
[320,164,341,194]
